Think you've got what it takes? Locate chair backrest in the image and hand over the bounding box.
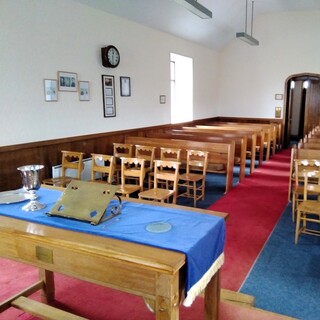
[153,160,180,191]
[302,170,320,200]
[121,157,146,188]
[113,143,134,158]
[294,158,320,190]
[186,149,209,175]
[160,147,181,162]
[91,153,115,183]
[61,150,84,179]
[135,145,156,171]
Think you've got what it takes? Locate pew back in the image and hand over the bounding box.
[125,136,235,193]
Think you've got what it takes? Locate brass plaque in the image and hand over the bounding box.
[36,246,53,264]
[47,180,120,225]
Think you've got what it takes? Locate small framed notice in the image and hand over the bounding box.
[120,76,131,97]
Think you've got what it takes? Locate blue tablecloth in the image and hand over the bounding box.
[0,188,225,306]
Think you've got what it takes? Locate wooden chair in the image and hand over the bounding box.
[139,160,180,204]
[135,145,156,187]
[178,149,209,207]
[288,145,297,203]
[116,157,145,198]
[292,159,320,222]
[295,170,320,244]
[42,150,84,187]
[148,147,181,189]
[91,153,115,184]
[113,143,134,184]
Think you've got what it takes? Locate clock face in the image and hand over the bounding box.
[107,47,120,66]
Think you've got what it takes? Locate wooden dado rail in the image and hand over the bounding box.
[146,130,249,182]
[125,136,235,193]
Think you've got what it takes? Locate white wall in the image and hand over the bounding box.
[217,10,320,117]
[0,0,218,146]
[2,1,320,147]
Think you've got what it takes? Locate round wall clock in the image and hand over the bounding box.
[101,45,120,68]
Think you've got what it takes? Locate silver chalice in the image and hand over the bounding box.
[17,164,46,211]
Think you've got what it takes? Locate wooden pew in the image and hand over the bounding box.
[125,136,235,193]
[182,125,263,166]
[198,123,272,161]
[146,130,248,182]
[173,128,257,174]
[203,121,280,158]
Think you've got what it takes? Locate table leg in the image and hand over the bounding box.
[155,273,180,320]
[38,269,55,303]
[204,270,220,320]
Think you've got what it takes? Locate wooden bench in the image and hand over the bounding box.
[146,130,248,182]
[202,121,280,159]
[197,123,271,162]
[125,136,235,193]
[182,126,262,166]
[174,128,257,174]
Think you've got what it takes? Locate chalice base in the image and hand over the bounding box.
[22,200,46,211]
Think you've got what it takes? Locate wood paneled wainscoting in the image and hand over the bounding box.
[0,117,283,192]
[0,123,189,191]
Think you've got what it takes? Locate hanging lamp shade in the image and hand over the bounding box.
[174,0,212,19]
[236,0,259,46]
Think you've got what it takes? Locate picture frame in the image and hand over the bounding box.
[120,76,131,97]
[275,94,283,100]
[58,71,78,92]
[102,75,116,117]
[44,79,58,102]
[78,81,90,101]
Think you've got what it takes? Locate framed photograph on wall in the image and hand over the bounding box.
[58,71,78,92]
[102,75,116,117]
[275,94,283,100]
[78,81,90,101]
[44,79,58,102]
[120,76,131,97]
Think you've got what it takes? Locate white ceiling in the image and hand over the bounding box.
[72,0,320,51]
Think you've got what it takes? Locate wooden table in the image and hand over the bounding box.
[0,196,227,320]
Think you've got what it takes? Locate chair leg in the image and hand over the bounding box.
[292,193,296,222]
[193,181,197,207]
[295,210,301,244]
[201,178,205,201]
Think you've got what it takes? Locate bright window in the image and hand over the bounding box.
[170,53,193,123]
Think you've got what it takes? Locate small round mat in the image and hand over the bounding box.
[146,222,172,233]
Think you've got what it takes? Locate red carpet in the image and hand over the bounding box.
[208,149,291,291]
[0,266,294,320]
[0,149,291,319]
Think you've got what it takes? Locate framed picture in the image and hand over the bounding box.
[78,81,90,101]
[275,94,283,100]
[120,76,131,97]
[58,71,78,92]
[44,79,58,102]
[102,75,116,117]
